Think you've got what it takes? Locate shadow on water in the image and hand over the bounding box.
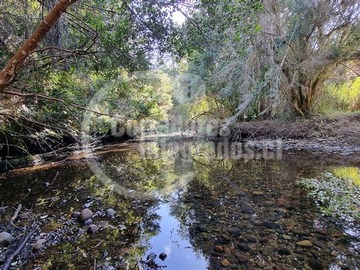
[0,140,359,269]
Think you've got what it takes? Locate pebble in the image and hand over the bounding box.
[237,243,250,252]
[220,258,230,267]
[71,211,80,218]
[228,227,241,236]
[278,246,291,255]
[214,245,223,253]
[308,258,324,270]
[296,240,313,247]
[242,205,255,214]
[0,232,15,247]
[234,253,249,263]
[33,239,47,250]
[105,208,116,217]
[78,208,93,222]
[282,234,292,240]
[84,219,93,225]
[87,224,98,234]
[245,236,257,243]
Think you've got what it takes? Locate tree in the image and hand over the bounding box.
[0,0,78,93]
[0,0,180,158]
[178,0,360,121]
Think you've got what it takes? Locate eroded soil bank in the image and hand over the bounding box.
[229,112,360,162]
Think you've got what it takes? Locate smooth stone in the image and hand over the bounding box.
[220,259,230,267]
[78,209,93,222]
[252,191,264,196]
[296,240,313,247]
[234,253,249,263]
[292,230,310,237]
[308,258,324,270]
[242,205,255,214]
[105,208,116,217]
[33,239,46,250]
[237,243,250,252]
[87,224,98,234]
[84,219,93,225]
[159,252,167,261]
[259,238,268,244]
[228,227,241,236]
[263,221,282,231]
[245,236,257,243]
[217,234,231,245]
[278,246,291,255]
[0,232,15,247]
[71,211,80,218]
[214,245,224,253]
[223,247,231,254]
[282,234,292,240]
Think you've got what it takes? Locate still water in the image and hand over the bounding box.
[0,140,359,269]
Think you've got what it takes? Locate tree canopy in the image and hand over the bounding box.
[0,0,359,158]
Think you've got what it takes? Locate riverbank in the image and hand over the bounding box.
[229,112,360,159]
[1,112,360,173]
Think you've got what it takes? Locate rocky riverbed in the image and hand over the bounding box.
[0,140,359,269]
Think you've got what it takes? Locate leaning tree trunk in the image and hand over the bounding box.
[0,0,78,93]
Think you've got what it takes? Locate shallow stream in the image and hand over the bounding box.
[0,140,359,269]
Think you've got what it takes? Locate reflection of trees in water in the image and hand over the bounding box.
[2,157,163,269]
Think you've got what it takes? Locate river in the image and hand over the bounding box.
[0,139,359,269]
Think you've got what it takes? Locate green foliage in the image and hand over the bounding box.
[301,172,360,222]
[321,77,360,111]
[175,0,360,124]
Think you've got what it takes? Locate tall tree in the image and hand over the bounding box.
[178,0,360,120]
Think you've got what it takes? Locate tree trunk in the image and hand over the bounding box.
[0,0,78,93]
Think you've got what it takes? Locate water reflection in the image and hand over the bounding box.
[0,140,359,269]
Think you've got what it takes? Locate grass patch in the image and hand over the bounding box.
[301,172,360,222]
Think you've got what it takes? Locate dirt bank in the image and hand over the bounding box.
[230,112,360,158]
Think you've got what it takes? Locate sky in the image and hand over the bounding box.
[172,11,187,25]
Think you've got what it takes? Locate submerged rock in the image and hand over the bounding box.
[220,258,230,267]
[237,243,250,252]
[296,240,313,247]
[213,245,224,253]
[33,239,47,250]
[78,208,93,222]
[308,258,324,270]
[71,211,80,218]
[87,224,98,234]
[234,253,249,263]
[0,232,14,247]
[278,246,291,255]
[228,227,241,236]
[105,208,116,217]
[84,219,93,225]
